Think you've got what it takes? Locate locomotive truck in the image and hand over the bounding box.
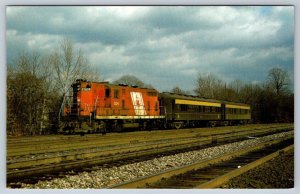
[59,79,251,134]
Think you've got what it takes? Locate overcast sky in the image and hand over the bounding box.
[6,6,294,92]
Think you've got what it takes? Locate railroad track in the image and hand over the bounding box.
[110,137,293,188]
[7,124,292,170]
[6,130,249,183]
[7,124,292,161]
[8,131,294,188]
[7,124,292,158]
[7,130,293,188]
[6,124,293,186]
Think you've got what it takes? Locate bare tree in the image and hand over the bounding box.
[267,67,290,96]
[49,38,89,95]
[48,38,101,122]
[113,75,154,88]
[192,69,293,123]
[229,79,244,94]
[7,52,48,135]
[170,86,189,95]
[194,73,223,99]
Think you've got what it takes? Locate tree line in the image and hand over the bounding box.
[7,38,294,136]
[171,68,294,123]
[7,38,101,136]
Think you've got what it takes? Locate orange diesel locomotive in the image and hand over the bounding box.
[61,79,165,134]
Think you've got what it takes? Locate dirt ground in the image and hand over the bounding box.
[220,149,294,188]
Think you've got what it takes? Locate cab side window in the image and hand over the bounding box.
[105,89,110,98]
[114,90,119,99]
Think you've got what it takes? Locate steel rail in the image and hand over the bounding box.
[7,123,292,147]
[196,144,294,188]
[7,132,293,183]
[7,125,292,158]
[7,137,213,182]
[109,136,293,188]
[7,127,292,170]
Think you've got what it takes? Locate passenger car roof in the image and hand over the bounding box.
[159,92,250,107]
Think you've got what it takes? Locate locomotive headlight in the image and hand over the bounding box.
[77,98,81,102]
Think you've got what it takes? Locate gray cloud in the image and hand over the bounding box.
[6,6,294,92]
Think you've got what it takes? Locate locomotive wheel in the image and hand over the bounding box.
[163,122,167,129]
[141,122,147,131]
[223,121,229,126]
[208,121,217,128]
[174,122,183,129]
[162,121,168,129]
[113,123,122,132]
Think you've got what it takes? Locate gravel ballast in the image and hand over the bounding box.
[17,131,293,189]
[220,149,294,188]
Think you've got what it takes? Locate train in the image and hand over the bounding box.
[59,79,251,134]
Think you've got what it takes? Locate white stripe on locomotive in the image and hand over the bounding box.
[130,92,147,116]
